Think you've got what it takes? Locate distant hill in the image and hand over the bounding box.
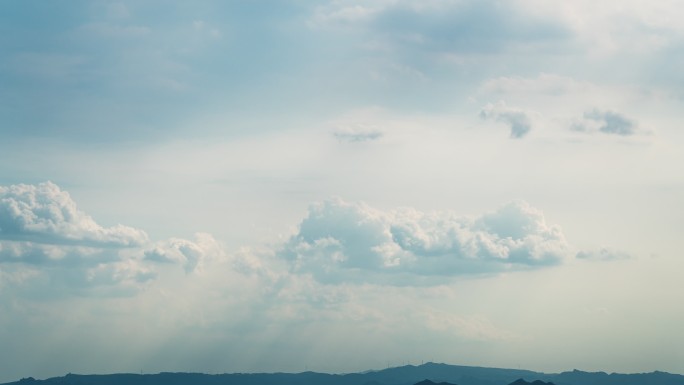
[3,362,684,385]
[508,379,555,385]
[413,379,457,385]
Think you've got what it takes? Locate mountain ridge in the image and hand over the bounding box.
[4,362,683,385]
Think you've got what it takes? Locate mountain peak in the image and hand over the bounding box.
[414,379,457,385]
[509,379,555,385]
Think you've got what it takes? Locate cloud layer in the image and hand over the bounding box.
[1,182,573,295]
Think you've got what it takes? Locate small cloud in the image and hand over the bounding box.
[145,233,224,273]
[333,124,383,142]
[480,101,533,138]
[576,248,632,261]
[572,109,637,136]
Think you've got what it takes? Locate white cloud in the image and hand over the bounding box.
[280,198,569,283]
[0,182,148,247]
[0,182,220,296]
[480,101,535,138]
[145,233,224,273]
[0,182,675,379]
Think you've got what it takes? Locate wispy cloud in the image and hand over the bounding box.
[333,124,383,142]
[572,109,639,136]
[480,101,534,138]
[576,248,632,261]
[313,0,570,54]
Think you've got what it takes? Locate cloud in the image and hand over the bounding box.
[0,182,219,297]
[314,0,569,55]
[0,242,155,298]
[145,233,224,273]
[0,182,148,247]
[576,248,632,261]
[279,198,569,283]
[480,101,534,138]
[0,240,115,266]
[333,124,383,142]
[480,73,594,96]
[572,109,638,136]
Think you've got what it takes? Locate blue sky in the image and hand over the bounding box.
[1,0,684,382]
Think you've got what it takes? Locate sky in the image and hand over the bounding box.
[1,0,684,382]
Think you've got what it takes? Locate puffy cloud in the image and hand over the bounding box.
[333,124,383,142]
[280,199,400,283]
[572,109,638,136]
[0,182,147,247]
[145,233,224,273]
[0,182,220,297]
[280,198,569,283]
[480,101,534,138]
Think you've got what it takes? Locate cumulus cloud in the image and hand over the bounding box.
[480,101,534,138]
[572,109,638,136]
[145,233,224,273]
[0,182,148,247]
[280,198,569,283]
[0,182,220,296]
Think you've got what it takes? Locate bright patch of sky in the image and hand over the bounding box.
[1,0,684,382]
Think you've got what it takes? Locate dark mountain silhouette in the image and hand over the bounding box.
[508,379,554,385]
[2,362,683,385]
[414,379,457,385]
